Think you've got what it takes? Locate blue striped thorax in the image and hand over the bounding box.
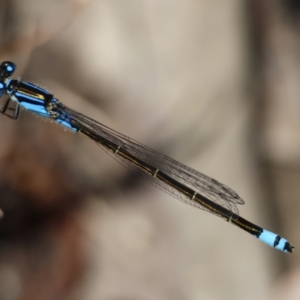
[0,61,77,131]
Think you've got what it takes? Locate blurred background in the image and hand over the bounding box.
[0,0,299,299]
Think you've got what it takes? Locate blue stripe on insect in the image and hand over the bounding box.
[25,82,52,94]
[17,100,49,117]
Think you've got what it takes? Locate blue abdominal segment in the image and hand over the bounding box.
[258,229,291,252]
[55,110,78,131]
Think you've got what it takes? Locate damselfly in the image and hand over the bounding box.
[0,61,294,253]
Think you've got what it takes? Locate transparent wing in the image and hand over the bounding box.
[61,105,244,216]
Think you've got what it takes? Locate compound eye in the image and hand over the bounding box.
[0,61,16,78]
